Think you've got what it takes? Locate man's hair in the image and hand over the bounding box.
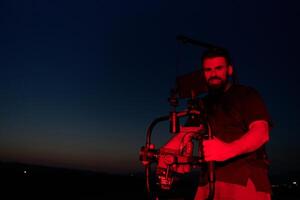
[201,48,232,66]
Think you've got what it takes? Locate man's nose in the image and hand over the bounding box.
[210,69,216,76]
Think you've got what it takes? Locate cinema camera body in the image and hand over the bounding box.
[139,70,214,194]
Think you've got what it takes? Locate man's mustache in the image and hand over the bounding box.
[208,77,222,82]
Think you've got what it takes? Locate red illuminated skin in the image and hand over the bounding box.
[202,56,233,90]
[202,56,269,162]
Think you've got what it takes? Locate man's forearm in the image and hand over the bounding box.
[230,120,269,157]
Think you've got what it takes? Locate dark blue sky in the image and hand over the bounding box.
[0,0,299,174]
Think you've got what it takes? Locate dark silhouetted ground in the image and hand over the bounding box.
[0,161,299,199]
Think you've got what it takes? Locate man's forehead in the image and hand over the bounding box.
[203,56,227,67]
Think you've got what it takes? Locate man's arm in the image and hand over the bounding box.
[203,120,269,162]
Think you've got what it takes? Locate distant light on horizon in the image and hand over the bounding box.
[292,181,297,185]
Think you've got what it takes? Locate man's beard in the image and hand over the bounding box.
[206,77,228,96]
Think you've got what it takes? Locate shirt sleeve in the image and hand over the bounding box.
[241,87,272,129]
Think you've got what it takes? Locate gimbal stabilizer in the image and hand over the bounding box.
[139,75,214,200]
[139,91,216,200]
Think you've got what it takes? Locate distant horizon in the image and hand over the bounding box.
[2,159,300,179]
[0,158,141,175]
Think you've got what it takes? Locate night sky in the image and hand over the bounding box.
[0,0,299,175]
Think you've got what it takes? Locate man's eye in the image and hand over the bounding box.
[204,68,211,72]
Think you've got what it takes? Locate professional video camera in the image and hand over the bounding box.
[139,36,224,200]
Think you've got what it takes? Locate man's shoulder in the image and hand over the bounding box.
[200,84,261,103]
[230,84,257,92]
[229,84,260,96]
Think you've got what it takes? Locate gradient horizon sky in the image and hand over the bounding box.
[0,0,299,174]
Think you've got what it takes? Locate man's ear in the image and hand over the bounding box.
[228,65,233,76]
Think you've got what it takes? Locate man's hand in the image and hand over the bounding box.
[203,137,235,162]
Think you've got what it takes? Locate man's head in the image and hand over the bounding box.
[201,48,233,91]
